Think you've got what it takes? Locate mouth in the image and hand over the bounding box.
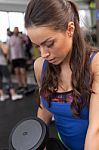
[48,58,56,63]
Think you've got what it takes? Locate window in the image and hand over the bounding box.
[8,12,25,33]
[79,10,92,28]
[0,11,9,42]
[0,11,25,42]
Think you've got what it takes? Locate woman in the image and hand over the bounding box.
[25,0,99,149]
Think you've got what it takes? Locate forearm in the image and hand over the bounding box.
[37,106,52,125]
[0,42,9,55]
[84,128,99,150]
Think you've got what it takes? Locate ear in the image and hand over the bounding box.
[66,21,75,37]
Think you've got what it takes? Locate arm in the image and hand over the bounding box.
[37,103,52,125]
[0,42,9,55]
[34,57,52,125]
[84,52,99,150]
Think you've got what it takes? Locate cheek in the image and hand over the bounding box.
[52,46,66,57]
[50,37,72,56]
[64,38,72,53]
[54,40,66,54]
[58,41,69,55]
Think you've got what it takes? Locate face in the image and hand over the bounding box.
[27,25,74,65]
[14,27,19,35]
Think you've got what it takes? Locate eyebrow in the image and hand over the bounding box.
[40,37,53,45]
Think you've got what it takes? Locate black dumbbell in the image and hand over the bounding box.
[9,117,49,150]
[9,117,67,150]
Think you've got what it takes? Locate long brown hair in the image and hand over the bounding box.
[25,0,96,116]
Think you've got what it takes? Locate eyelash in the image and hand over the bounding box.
[34,40,54,49]
[46,41,54,48]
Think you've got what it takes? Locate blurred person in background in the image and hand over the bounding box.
[7,27,28,93]
[0,41,23,101]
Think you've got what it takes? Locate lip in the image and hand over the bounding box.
[48,58,56,63]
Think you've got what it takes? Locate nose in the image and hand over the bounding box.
[40,46,50,58]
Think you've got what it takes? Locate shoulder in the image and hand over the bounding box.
[34,57,45,86]
[34,57,44,72]
[91,52,99,74]
[88,52,99,130]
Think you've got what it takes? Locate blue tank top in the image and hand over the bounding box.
[41,52,96,150]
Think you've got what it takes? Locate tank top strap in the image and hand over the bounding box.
[88,51,97,64]
[41,60,48,81]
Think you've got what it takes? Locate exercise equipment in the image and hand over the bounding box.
[9,117,48,150]
[9,117,68,150]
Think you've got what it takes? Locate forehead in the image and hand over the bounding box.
[27,26,63,44]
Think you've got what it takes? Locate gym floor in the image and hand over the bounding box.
[0,83,57,149]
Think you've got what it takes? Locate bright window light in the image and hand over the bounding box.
[0,11,9,42]
[8,12,25,33]
[79,10,92,28]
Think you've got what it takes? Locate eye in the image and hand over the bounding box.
[46,40,54,48]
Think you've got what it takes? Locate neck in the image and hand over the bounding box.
[61,50,72,68]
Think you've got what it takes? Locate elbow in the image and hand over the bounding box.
[93,129,99,137]
[87,125,99,139]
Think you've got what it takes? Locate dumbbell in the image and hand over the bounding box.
[9,117,67,150]
[9,117,49,150]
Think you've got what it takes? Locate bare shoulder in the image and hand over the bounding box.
[88,52,99,130]
[91,52,99,74]
[34,57,44,86]
[34,57,44,69]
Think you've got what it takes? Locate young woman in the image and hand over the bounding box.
[25,0,99,149]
